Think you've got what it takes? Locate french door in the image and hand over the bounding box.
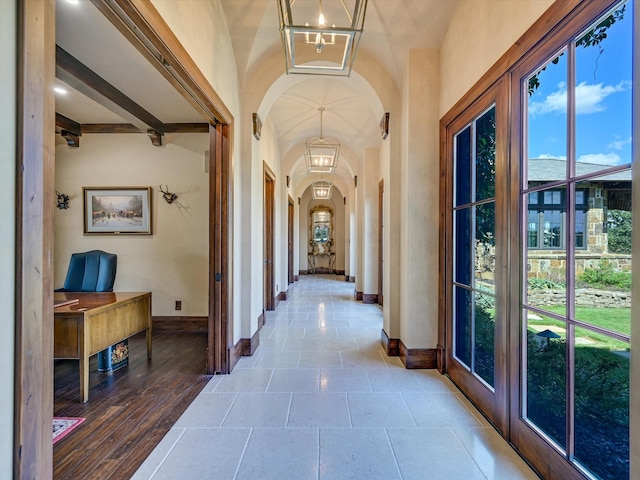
[509,1,632,478]
[443,83,509,433]
[443,1,633,478]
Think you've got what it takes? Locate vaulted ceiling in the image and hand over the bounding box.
[55,0,461,186]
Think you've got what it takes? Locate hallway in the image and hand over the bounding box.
[132,275,538,479]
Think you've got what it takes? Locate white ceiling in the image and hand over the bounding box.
[55,0,461,189]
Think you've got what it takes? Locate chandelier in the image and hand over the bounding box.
[306,107,339,174]
[312,179,333,200]
[277,0,368,76]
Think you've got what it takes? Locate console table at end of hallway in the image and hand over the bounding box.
[54,291,152,402]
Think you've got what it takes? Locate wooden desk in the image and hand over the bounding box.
[54,292,152,402]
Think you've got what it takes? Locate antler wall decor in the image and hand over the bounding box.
[56,191,70,210]
[159,185,178,204]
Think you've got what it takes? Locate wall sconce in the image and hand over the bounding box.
[252,113,262,140]
[159,185,178,204]
[380,112,389,140]
[56,191,70,210]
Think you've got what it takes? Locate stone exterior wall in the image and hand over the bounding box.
[528,287,631,308]
[527,253,632,280]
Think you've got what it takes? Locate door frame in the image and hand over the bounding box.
[288,195,295,285]
[378,180,384,305]
[14,0,235,475]
[264,162,276,311]
[440,83,509,434]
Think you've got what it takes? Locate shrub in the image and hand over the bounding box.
[528,277,565,290]
[579,260,631,289]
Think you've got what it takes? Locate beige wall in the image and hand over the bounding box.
[439,0,554,116]
[150,0,244,342]
[0,0,15,475]
[54,133,209,317]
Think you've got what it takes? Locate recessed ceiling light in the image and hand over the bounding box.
[66,0,80,5]
[54,87,68,95]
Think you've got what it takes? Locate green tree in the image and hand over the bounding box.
[607,210,632,254]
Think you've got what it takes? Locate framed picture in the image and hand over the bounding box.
[83,187,152,235]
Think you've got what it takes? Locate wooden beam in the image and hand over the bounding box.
[79,122,209,134]
[55,45,166,134]
[16,0,55,478]
[55,112,81,136]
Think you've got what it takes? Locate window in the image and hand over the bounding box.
[527,189,588,249]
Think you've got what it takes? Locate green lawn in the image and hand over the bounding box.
[528,306,630,351]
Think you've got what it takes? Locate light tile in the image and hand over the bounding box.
[173,393,236,428]
[387,428,486,480]
[320,428,401,479]
[268,368,320,392]
[453,427,540,479]
[223,392,292,427]
[299,350,344,368]
[288,393,351,427]
[130,428,184,480]
[366,368,424,392]
[214,368,273,393]
[236,428,319,480]
[348,392,416,427]
[320,368,372,392]
[402,392,486,428]
[150,428,250,480]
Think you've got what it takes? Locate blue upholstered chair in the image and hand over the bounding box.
[56,250,127,373]
[56,250,117,293]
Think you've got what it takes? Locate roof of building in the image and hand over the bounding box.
[527,158,632,182]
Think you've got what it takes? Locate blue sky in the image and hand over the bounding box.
[527,0,633,167]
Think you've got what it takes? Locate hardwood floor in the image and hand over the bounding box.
[53,331,210,479]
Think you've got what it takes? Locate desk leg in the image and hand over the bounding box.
[79,322,89,403]
[146,327,153,358]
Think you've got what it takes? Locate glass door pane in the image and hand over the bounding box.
[452,105,497,389]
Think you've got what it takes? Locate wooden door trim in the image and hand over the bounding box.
[264,163,276,311]
[378,180,384,306]
[208,123,231,374]
[15,0,56,477]
[288,196,295,285]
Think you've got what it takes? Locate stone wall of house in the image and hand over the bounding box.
[528,287,631,308]
[527,253,632,281]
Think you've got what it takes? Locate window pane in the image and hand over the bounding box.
[542,210,562,247]
[527,210,539,248]
[474,202,495,292]
[574,327,629,480]
[454,286,472,368]
[475,106,496,202]
[455,126,472,206]
[454,208,472,287]
[474,292,495,388]
[525,311,566,449]
[575,178,631,335]
[575,1,633,171]
[526,50,568,186]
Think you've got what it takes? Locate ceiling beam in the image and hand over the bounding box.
[79,122,209,134]
[55,113,81,136]
[55,45,166,134]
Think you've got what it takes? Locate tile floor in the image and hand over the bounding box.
[133,275,539,480]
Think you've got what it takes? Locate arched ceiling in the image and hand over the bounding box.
[221,0,461,191]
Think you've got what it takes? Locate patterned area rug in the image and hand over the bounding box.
[53,417,85,444]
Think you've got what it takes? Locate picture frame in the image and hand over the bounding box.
[83,187,152,235]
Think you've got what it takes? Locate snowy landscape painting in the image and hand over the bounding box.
[83,187,152,234]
